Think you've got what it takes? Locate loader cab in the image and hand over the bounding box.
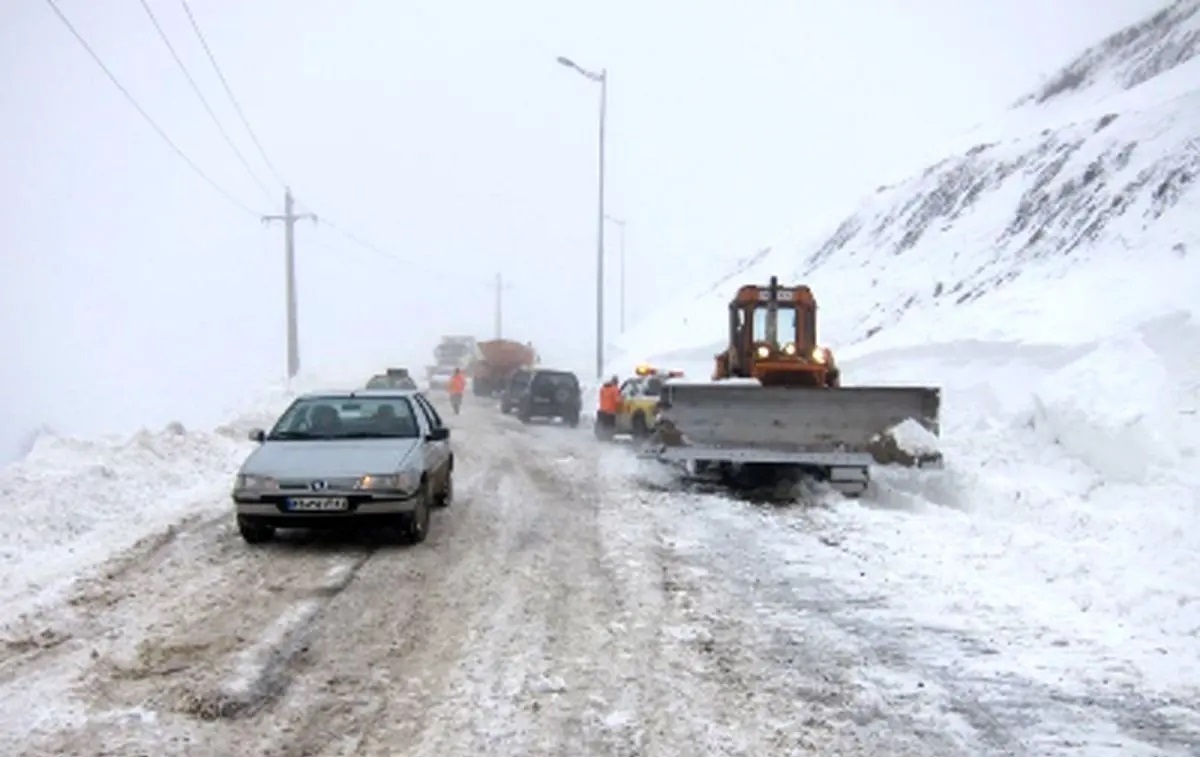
[723,276,834,387]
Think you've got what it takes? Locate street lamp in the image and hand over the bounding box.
[604,214,626,333]
[557,55,607,379]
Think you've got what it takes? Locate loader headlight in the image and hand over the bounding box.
[812,347,827,363]
[755,344,771,359]
[782,342,797,356]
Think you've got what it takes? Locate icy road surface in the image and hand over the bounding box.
[1,397,1197,757]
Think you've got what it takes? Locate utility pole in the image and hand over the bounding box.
[262,187,317,384]
[493,273,515,339]
[557,55,607,379]
[605,215,626,333]
[495,272,503,339]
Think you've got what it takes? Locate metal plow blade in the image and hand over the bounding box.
[656,382,941,466]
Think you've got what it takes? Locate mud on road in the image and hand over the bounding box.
[4,396,1181,757]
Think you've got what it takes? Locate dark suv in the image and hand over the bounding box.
[499,369,533,414]
[516,369,581,427]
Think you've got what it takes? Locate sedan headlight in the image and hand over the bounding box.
[356,472,419,492]
[236,474,278,490]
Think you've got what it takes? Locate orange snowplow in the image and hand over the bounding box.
[471,339,537,397]
[648,276,943,496]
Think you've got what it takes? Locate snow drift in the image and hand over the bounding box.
[0,379,321,619]
[611,0,1200,696]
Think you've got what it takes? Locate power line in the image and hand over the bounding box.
[141,1,490,292]
[42,0,259,215]
[179,0,288,187]
[169,2,488,289]
[136,0,273,197]
[314,215,491,286]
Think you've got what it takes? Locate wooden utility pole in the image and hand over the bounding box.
[263,187,317,382]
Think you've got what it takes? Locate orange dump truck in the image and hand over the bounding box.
[471,339,537,397]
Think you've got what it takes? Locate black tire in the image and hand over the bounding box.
[631,412,649,439]
[500,400,511,414]
[435,468,454,508]
[565,412,580,428]
[237,515,274,544]
[517,403,532,424]
[404,483,431,544]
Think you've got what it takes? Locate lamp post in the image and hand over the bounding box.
[556,55,607,379]
[604,214,626,333]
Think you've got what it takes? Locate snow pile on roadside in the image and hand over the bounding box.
[824,315,1200,694]
[0,376,326,618]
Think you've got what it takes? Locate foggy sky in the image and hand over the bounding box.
[0,0,1167,459]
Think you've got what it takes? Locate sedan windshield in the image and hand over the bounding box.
[268,396,420,440]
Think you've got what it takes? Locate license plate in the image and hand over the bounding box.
[287,497,349,512]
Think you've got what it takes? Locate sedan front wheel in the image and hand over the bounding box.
[404,484,431,544]
[237,515,274,544]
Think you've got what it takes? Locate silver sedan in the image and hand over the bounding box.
[231,389,454,544]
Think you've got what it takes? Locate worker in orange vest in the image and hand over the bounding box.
[448,368,466,415]
[594,375,621,441]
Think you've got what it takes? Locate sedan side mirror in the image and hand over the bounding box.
[426,427,450,442]
[248,428,266,443]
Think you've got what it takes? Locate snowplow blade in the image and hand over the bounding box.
[655,382,942,467]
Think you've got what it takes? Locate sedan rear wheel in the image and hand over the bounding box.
[435,472,454,508]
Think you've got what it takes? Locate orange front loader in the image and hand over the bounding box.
[649,276,943,496]
[713,276,841,387]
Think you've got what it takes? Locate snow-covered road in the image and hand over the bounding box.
[1,395,1196,756]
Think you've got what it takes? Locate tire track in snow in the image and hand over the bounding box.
[171,554,372,721]
[0,509,379,756]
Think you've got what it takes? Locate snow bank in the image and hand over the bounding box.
[1030,331,1181,482]
[0,373,340,618]
[884,419,941,456]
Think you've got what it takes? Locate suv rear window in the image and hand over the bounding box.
[532,371,579,391]
[510,371,531,388]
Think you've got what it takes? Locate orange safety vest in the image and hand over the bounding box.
[448,372,466,395]
[598,384,621,414]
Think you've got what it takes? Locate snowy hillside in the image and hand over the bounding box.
[616,1,1199,362]
[612,0,1200,703]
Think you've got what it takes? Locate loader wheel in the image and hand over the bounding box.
[631,412,649,439]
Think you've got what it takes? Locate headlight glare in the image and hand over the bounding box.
[357,474,399,490]
[755,344,770,359]
[356,472,418,492]
[782,342,797,356]
[812,347,827,364]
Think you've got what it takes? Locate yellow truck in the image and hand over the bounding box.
[612,365,685,439]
